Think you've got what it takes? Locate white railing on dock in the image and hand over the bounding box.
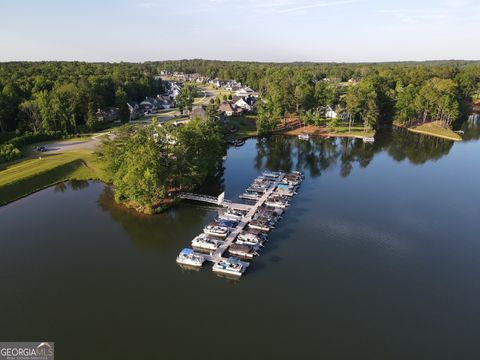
[178,192,225,205]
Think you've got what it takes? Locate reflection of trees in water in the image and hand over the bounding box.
[462,115,480,142]
[54,180,90,193]
[383,128,453,165]
[253,129,456,179]
[255,137,293,173]
[97,186,211,251]
[54,182,68,193]
[196,162,226,197]
[69,180,89,190]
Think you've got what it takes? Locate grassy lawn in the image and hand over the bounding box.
[408,121,462,141]
[328,123,375,138]
[0,149,107,205]
[226,115,257,139]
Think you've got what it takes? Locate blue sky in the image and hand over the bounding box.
[0,0,478,62]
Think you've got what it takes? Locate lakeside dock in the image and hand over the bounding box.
[176,170,303,277]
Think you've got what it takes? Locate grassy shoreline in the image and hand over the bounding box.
[407,122,462,141]
[0,150,107,206]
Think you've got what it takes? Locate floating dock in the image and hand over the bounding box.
[176,170,303,277]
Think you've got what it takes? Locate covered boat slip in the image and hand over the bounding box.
[176,170,303,277]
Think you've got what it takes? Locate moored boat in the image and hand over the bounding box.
[191,234,222,251]
[217,217,239,229]
[222,208,246,220]
[176,248,205,267]
[298,132,310,140]
[249,218,271,232]
[237,232,265,246]
[204,222,229,238]
[228,243,258,259]
[212,257,249,276]
[265,196,290,209]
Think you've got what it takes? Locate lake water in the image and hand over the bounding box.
[1,127,479,359]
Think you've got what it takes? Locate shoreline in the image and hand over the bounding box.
[1,130,371,209]
[394,121,462,141]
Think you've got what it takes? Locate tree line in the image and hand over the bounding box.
[1,60,479,139]
[0,62,165,137]
[153,59,480,133]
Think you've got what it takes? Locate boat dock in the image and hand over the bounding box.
[208,174,285,262]
[176,170,303,277]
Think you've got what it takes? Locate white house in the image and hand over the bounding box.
[235,96,255,112]
[234,87,255,97]
[325,106,338,119]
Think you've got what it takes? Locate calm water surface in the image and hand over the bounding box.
[1,126,480,359]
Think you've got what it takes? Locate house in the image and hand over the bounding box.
[224,80,242,91]
[234,95,255,112]
[210,79,226,88]
[127,101,140,120]
[325,106,338,119]
[168,82,182,98]
[142,95,175,111]
[234,87,255,97]
[219,101,235,116]
[95,107,119,122]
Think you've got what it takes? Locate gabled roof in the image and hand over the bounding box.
[219,101,234,112]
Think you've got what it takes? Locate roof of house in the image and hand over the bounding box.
[235,96,255,106]
[232,95,243,103]
[219,101,234,112]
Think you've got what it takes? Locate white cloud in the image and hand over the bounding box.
[380,9,447,24]
[271,0,362,14]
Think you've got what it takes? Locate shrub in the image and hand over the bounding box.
[8,131,63,148]
[0,143,22,163]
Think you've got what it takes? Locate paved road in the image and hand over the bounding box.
[35,132,108,154]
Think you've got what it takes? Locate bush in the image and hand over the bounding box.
[0,143,22,163]
[7,131,63,148]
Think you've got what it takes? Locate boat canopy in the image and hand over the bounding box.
[180,248,194,255]
[227,257,242,265]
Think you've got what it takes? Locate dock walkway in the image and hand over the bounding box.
[178,192,253,212]
[205,173,285,263]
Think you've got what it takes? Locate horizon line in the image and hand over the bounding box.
[1,58,480,65]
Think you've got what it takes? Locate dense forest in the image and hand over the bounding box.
[1,59,479,139]
[0,62,165,136]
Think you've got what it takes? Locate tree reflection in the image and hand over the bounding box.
[383,128,453,164]
[69,180,89,190]
[54,182,68,193]
[97,186,213,251]
[462,114,480,142]
[253,128,456,179]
